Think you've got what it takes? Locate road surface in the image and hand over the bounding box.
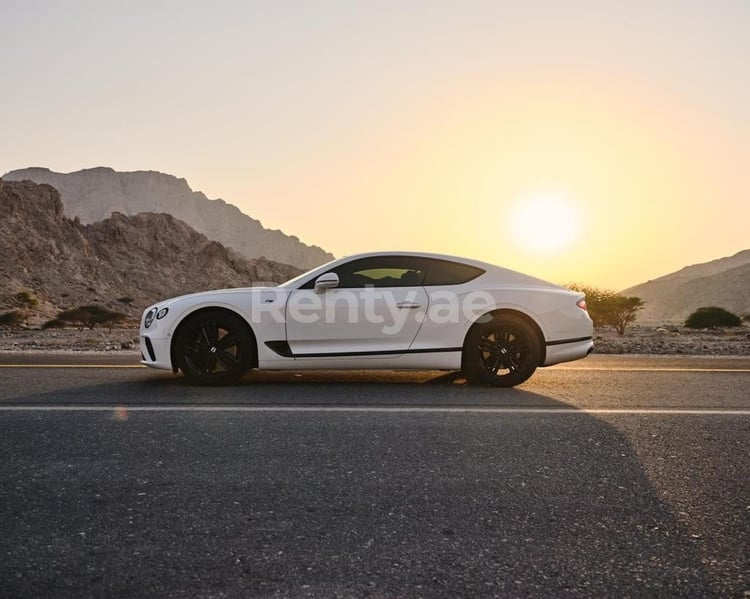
[0,354,748,597]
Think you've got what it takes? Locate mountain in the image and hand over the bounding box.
[2,167,334,269]
[622,250,750,323]
[0,178,301,320]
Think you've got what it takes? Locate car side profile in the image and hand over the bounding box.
[140,251,593,387]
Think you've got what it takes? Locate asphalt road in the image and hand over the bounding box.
[0,354,748,598]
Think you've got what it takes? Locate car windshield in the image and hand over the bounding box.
[278,257,341,288]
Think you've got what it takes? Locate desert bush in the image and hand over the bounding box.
[685,307,741,329]
[0,310,24,327]
[56,305,127,331]
[566,284,644,335]
[565,284,614,329]
[15,289,39,309]
[42,319,67,329]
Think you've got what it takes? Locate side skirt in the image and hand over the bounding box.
[264,340,462,359]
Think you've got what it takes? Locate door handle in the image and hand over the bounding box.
[396,303,421,309]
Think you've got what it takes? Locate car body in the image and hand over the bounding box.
[140,251,593,386]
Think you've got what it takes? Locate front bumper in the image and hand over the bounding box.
[139,335,173,370]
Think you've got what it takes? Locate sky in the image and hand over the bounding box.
[2,0,748,290]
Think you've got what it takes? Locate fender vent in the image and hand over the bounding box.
[144,337,156,362]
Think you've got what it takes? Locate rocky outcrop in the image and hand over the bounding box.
[622,250,750,323]
[3,167,334,269]
[0,179,301,320]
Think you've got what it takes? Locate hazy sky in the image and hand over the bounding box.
[2,0,748,289]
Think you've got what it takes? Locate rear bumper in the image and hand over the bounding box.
[543,337,594,366]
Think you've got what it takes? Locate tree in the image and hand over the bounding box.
[604,295,645,336]
[566,284,644,336]
[685,307,741,329]
[565,284,615,330]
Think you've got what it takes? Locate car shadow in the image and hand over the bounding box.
[4,369,574,408]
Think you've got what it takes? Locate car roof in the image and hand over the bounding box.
[336,250,492,269]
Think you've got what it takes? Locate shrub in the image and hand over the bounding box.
[15,290,39,309]
[566,284,644,335]
[685,307,741,329]
[42,319,67,329]
[56,305,127,330]
[565,284,615,329]
[0,310,24,327]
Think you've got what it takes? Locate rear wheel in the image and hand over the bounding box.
[463,315,541,387]
[173,310,254,385]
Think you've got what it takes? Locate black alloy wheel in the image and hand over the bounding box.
[174,310,254,385]
[464,315,541,387]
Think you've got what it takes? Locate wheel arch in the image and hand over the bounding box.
[461,308,547,369]
[169,306,259,373]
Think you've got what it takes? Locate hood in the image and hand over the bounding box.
[145,286,280,311]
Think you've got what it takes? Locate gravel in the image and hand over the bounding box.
[1,325,750,356]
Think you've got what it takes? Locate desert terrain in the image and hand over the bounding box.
[1,324,748,356]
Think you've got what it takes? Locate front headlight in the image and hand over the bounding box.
[156,307,169,320]
[144,308,157,329]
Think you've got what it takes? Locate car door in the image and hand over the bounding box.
[285,256,429,357]
[408,257,488,351]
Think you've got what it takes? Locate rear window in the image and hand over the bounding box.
[423,259,485,286]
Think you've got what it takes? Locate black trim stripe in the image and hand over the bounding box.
[295,347,463,359]
[546,336,593,347]
[265,342,463,359]
[264,340,294,358]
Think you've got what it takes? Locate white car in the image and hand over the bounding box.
[140,251,593,387]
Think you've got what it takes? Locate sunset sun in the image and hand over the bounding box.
[510,192,582,254]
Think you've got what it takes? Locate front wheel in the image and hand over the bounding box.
[463,316,541,387]
[173,310,254,385]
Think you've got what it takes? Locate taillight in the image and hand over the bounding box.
[576,299,588,312]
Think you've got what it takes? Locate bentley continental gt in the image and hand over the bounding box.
[140,252,593,386]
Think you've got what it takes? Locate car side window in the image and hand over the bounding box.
[338,258,426,288]
[423,259,485,286]
[299,257,426,289]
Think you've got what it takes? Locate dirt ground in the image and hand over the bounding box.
[592,324,750,355]
[1,324,749,356]
[0,327,140,353]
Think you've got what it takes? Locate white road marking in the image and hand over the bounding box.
[0,364,145,368]
[552,367,750,372]
[0,364,748,372]
[0,406,748,415]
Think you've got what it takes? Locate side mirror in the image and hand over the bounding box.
[314,272,339,293]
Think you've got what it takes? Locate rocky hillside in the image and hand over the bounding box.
[623,250,750,323]
[0,179,301,322]
[3,167,334,269]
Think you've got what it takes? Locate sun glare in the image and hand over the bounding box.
[510,193,581,254]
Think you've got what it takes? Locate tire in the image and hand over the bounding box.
[173,310,255,385]
[463,315,541,387]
